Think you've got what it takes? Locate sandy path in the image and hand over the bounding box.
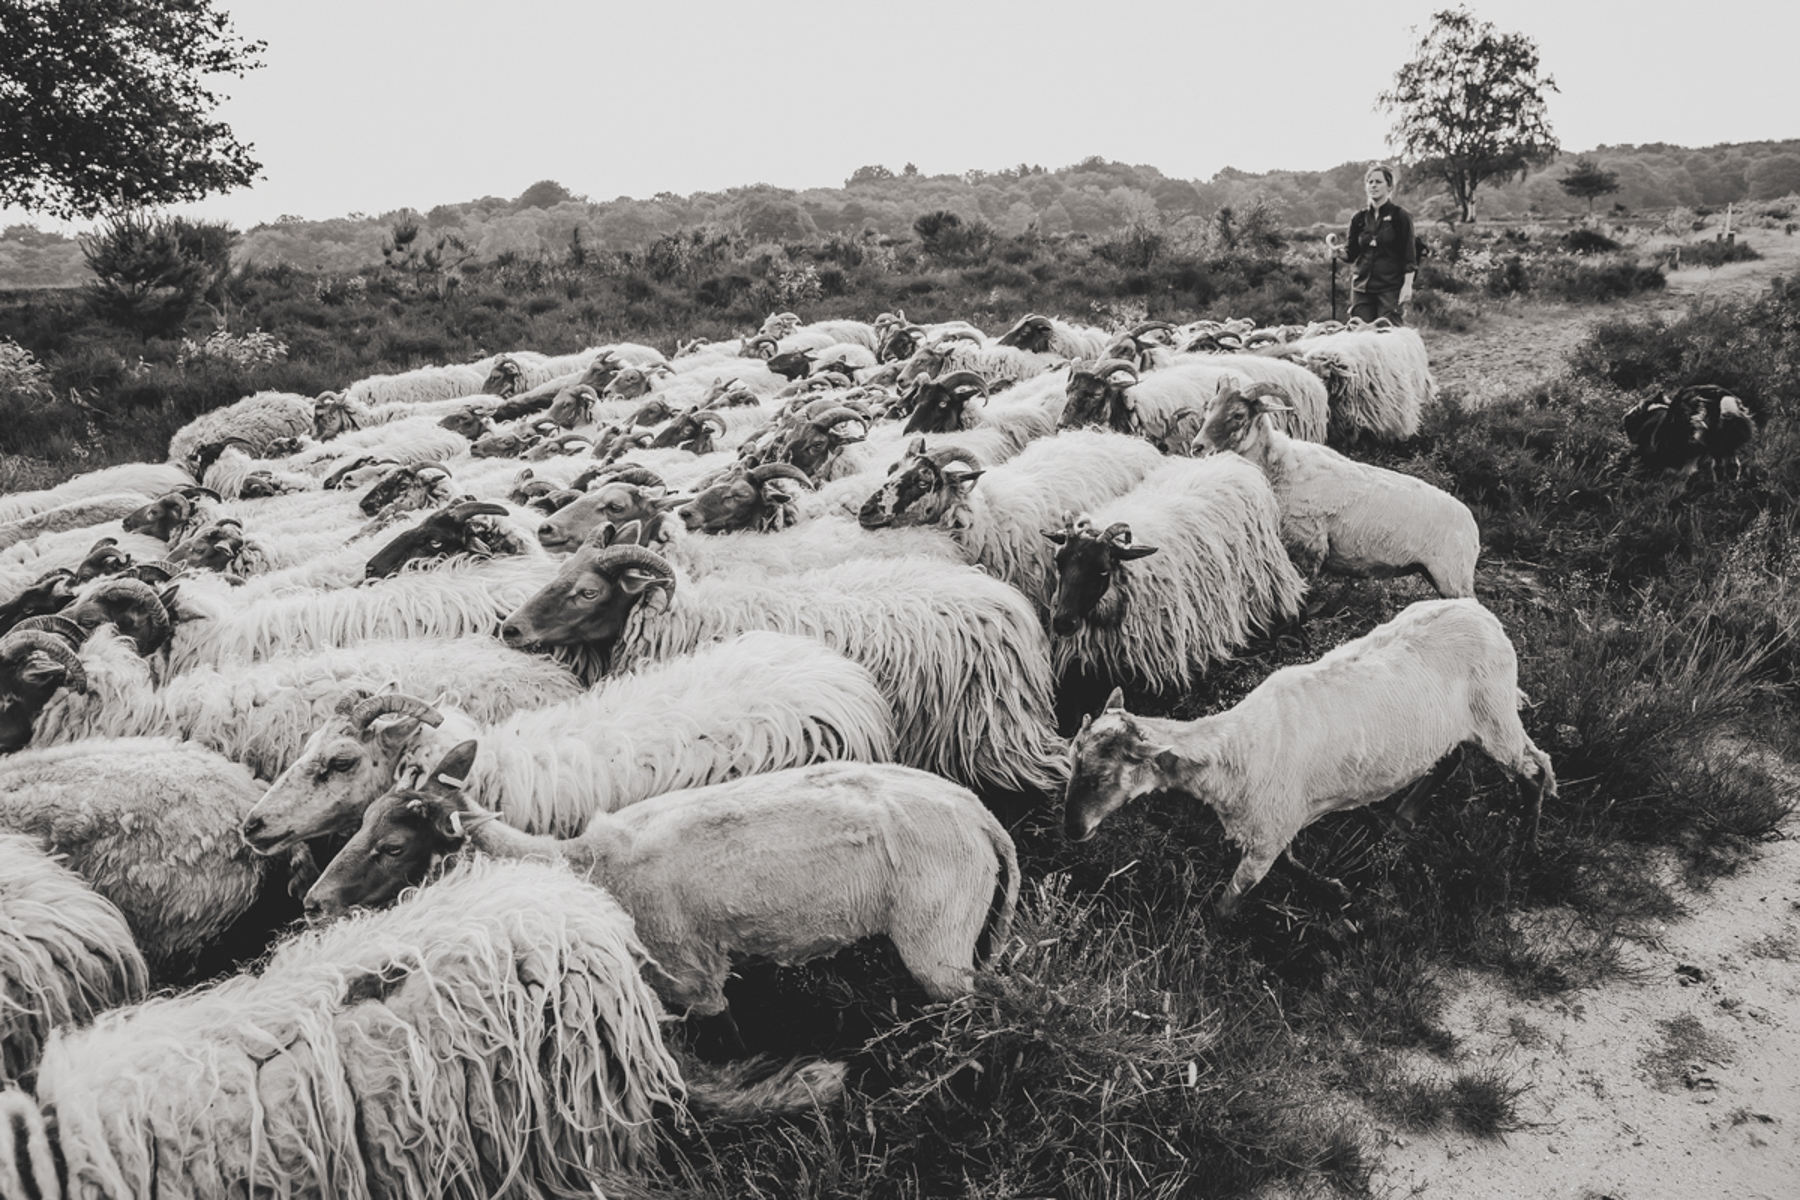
[1368,229,1800,1199]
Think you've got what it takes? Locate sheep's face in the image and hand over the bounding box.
[168,523,245,574]
[680,467,808,534]
[1195,396,1260,456]
[858,449,974,531]
[997,315,1055,354]
[439,404,492,440]
[607,371,656,403]
[365,503,509,579]
[122,492,195,542]
[0,572,77,629]
[1046,526,1158,636]
[242,717,426,855]
[782,415,866,478]
[546,385,599,430]
[472,427,539,459]
[483,357,525,397]
[766,350,815,382]
[314,397,359,440]
[537,484,679,552]
[304,791,454,923]
[0,639,85,754]
[1060,371,1130,432]
[1064,707,1171,842]
[65,583,175,656]
[75,543,129,584]
[901,380,981,436]
[501,540,672,650]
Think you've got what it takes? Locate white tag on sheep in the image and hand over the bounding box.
[435,772,467,790]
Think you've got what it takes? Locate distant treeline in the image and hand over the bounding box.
[5,139,1799,287]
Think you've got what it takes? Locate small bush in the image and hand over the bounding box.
[176,327,290,370]
[1677,238,1762,269]
[80,212,238,336]
[1560,228,1621,255]
[913,211,994,264]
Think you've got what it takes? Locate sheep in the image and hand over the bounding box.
[1064,599,1558,916]
[1620,384,1760,481]
[0,493,164,553]
[1196,382,1479,598]
[0,571,80,637]
[362,500,533,579]
[164,555,558,673]
[1259,325,1435,442]
[166,390,314,470]
[29,626,583,783]
[0,833,148,1090]
[119,484,224,543]
[1195,352,1331,443]
[0,629,89,755]
[896,334,1061,390]
[308,752,1019,1024]
[197,444,319,500]
[166,517,275,578]
[1044,455,1308,692]
[995,312,1112,360]
[857,429,1170,611]
[501,533,1070,795]
[342,358,492,408]
[1060,357,1257,451]
[15,858,700,1198]
[241,630,896,855]
[0,462,192,526]
[0,737,267,975]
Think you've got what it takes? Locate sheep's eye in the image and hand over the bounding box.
[376,842,405,858]
[578,586,600,600]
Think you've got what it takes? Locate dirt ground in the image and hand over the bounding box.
[1366,228,1800,1200]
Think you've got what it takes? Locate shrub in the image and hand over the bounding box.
[175,327,290,370]
[1560,228,1621,255]
[80,212,238,336]
[913,210,994,263]
[0,337,55,403]
[1677,238,1762,269]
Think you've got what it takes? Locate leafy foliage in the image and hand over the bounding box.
[1379,7,1560,222]
[0,0,264,218]
[79,211,237,336]
[1559,158,1621,213]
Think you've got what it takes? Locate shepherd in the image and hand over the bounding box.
[1332,163,1418,325]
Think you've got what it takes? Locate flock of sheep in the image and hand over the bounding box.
[0,306,1562,1197]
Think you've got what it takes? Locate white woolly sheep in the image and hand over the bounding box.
[502,538,1069,795]
[857,429,1170,611]
[1044,455,1307,692]
[309,755,1019,1022]
[1196,382,1480,598]
[0,462,192,526]
[166,391,314,469]
[342,358,493,409]
[1261,325,1435,442]
[1065,599,1557,915]
[995,312,1112,360]
[0,494,164,553]
[16,858,696,1198]
[0,833,148,1090]
[241,630,896,856]
[0,737,267,975]
[32,626,582,782]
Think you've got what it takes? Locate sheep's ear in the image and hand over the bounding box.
[907,436,927,456]
[1077,712,1093,735]
[1115,542,1159,561]
[945,468,984,495]
[1041,528,1069,545]
[1102,687,1126,713]
[424,740,477,796]
[16,651,68,689]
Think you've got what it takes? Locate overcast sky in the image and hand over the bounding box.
[8,0,1797,232]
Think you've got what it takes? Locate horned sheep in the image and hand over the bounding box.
[166,391,314,470]
[240,630,896,855]
[1065,599,1557,915]
[1197,383,1479,598]
[501,533,1069,794]
[1045,454,1308,692]
[308,754,1019,1023]
[0,462,192,526]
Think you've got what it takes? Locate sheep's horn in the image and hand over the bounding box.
[446,501,510,521]
[606,466,667,489]
[77,578,171,647]
[809,405,866,432]
[926,446,984,472]
[1092,358,1140,382]
[747,462,816,489]
[694,410,729,433]
[1238,381,1291,405]
[179,486,223,502]
[588,543,678,585]
[934,329,982,346]
[1127,320,1176,337]
[0,630,88,694]
[349,693,444,732]
[9,614,88,647]
[932,370,990,396]
[1102,522,1134,544]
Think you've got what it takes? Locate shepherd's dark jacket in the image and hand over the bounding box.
[1344,201,1417,295]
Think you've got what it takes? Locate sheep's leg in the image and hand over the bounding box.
[1278,847,1351,908]
[1216,845,1281,919]
[1390,749,1464,832]
[1513,744,1557,850]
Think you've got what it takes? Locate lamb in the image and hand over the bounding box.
[501,532,1070,794]
[0,462,191,526]
[166,390,314,470]
[1196,382,1479,598]
[307,752,1019,1023]
[1044,455,1308,692]
[29,626,582,782]
[240,630,896,854]
[0,737,267,975]
[857,429,1170,611]
[11,858,703,1198]
[1259,325,1435,442]
[0,833,148,1090]
[1064,599,1557,916]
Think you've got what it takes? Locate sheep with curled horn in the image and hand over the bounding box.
[1196,381,1478,598]
[649,407,729,455]
[995,312,1112,360]
[524,431,598,462]
[359,462,457,519]
[897,331,1058,391]
[856,429,1170,615]
[902,370,991,435]
[739,332,783,361]
[166,518,273,579]
[1062,357,1257,449]
[765,348,816,382]
[0,629,89,753]
[0,570,80,637]
[437,401,493,439]
[62,577,178,657]
[363,501,522,580]
[679,462,816,534]
[544,383,600,430]
[1100,320,1181,371]
[761,400,869,480]
[469,419,543,459]
[536,469,681,553]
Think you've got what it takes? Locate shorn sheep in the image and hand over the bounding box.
[501,531,1069,794]
[1197,382,1479,598]
[240,631,897,852]
[0,833,148,1090]
[0,737,268,976]
[1064,599,1558,916]
[8,859,683,1199]
[1045,454,1307,692]
[308,752,1020,1021]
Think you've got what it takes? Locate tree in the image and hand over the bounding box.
[846,164,894,187]
[514,179,575,211]
[0,0,266,219]
[1378,7,1559,222]
[1559,158,1620,214]
[1747,154,1800,201]
[80,211,237,335]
